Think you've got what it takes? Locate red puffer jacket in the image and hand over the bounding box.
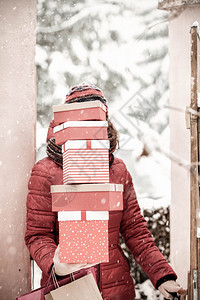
[25,153,177,299]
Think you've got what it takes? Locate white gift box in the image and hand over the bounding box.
[58,210,109,221]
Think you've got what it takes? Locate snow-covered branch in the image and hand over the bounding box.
[166,105,200,117]
[37,3,120,34]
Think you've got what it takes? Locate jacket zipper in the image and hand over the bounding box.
[98,263,101,291]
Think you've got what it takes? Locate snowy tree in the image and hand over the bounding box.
[36,0,169,160]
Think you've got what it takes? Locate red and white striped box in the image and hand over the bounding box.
[53,100,106,125]
[53,121,108,145]
[62,140,109,184]
[51,183,123,211]
[58,210,109,263]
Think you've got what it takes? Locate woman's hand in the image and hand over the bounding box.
[53,245,98,276]
[158,280,187,299]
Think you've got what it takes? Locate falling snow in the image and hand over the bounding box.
[32,0,173,298]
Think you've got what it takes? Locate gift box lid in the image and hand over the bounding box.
[54,120,108,134]
[53,100,106,113]
[62,139,110,151]
[58,210,109,221]
[51,183,123,193]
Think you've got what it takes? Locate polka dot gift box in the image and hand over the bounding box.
[58,211,109,263]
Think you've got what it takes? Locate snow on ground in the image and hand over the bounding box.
[135,280,164,300]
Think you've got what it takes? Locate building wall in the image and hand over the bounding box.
[169,6,200,287]
[0,1,36,299]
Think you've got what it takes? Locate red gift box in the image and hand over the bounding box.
[62,140,109,184]
[53,100,106,124]
[51,183,123,212]
[58,210,109,263]
[53,121,108,145]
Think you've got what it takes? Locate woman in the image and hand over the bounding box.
[25,84,184,299]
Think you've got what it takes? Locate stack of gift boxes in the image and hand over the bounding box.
[50,100,123,263]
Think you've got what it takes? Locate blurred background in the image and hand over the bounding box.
[36,0,170,298]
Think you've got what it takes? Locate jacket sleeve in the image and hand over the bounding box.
[24,161,57,277]
[120,165,177,288]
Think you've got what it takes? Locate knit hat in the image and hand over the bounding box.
[65,84,108,117]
